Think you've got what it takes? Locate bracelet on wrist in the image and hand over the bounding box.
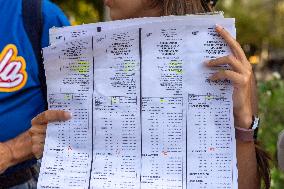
[235,116,259,142]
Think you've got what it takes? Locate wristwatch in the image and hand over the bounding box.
[235,116,260,142]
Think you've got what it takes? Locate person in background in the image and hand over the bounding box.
[29,0,271,189]
[0,0,70,188]
[278,130,284,171]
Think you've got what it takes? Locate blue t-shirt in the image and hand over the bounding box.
[0,0,70,142]
[0,0,70,173]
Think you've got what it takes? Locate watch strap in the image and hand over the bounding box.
[235,127,254,142]
[235,116,259,142]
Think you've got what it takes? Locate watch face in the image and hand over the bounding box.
[251,116,260,140]
[252,116,260,130]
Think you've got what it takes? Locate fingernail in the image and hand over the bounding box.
[64,112,72,119]
[215,24,223,30]
[204,60,210,65]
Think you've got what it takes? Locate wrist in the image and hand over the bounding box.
[0,142,14,174]
[234,110,253,129]
[235,115,253,129]
[4,142,17,165]
[235,116,260,142]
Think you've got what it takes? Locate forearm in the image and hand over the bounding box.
[3,131,34,169]
[237,140,260,189]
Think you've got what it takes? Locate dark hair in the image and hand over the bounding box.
[252,77,271,189]
[149,0,214,15]
[255,141,271,189]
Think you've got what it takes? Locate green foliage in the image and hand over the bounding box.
[51,0,104,24]
[258,79,284,189]
[216,0,284,50]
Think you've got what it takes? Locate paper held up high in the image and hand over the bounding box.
[38,15,238,189]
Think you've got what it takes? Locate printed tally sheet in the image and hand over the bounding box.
[38,15,238,189]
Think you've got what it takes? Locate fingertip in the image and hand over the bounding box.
[215,24,224,31]
[64,112,72,120]
[204,60,211,66]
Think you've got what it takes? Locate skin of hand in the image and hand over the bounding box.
[0,142,14,174]
[206,25,253,129]
[0,132,34,174]
[29,110,72,159]
[207,25,260,189]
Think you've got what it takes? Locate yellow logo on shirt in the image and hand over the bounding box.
[0,44,28,92]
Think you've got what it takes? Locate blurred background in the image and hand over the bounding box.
[51,0,284,188]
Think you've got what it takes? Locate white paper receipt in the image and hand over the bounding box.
[38,15,238,189]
